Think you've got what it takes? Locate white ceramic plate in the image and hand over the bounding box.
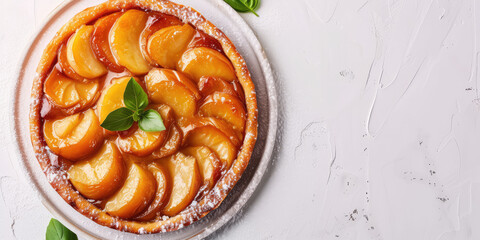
[8,0,277,239]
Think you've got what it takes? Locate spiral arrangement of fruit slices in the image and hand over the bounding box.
[41,9,247,221]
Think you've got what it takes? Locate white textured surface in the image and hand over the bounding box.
[2,0,480,239]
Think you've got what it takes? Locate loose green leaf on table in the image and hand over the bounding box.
[46,218,78,240]
[224,0,260,16]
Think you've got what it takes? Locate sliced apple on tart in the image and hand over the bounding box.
[104,163,157,219]
[160,152,201,216]
[182,146,221,192]
[147,24,195,69]
[57,43,85,81]
[97,76,138,124]
[198,76,245,101]
[145,68,200,117]
[116,105,173,157]
[199,92,246,132]
[135,162,171,221]
[177,47,236,82]
[68,142,125,200]
[185,125,238,169]
[91,12,125,72]
[44,68,100,112]
[109,9,151,74]
[140,12,183,65]
[151,124,183,160]
[67,25,108,79]
[44,109,104,160]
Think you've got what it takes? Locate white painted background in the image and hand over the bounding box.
[1,0,480,239]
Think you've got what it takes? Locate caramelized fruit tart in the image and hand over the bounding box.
[29,0,257,234]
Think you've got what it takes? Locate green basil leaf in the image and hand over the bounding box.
[224,0,260,16]
[46,218,78,240]
[124,78,149,111]
[138,109,166,132]
[100,107,134,131]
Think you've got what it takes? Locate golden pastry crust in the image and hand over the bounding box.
[29,0,257,234]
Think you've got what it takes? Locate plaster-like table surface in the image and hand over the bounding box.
[2,0,480,239]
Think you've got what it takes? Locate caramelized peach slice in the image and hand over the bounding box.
[109,9,151,74]
[91,12,124,72]
[177,47,236,82]
[203,117,243,147]
[185,125,237,169]
[58,43,85,81]
[152,124,183,159]
[154,104,175,127]
[198,76,244,101]
[68,142,125,199]
[145,68,200,117]
[135,162,171,221]
[160,152,201,216]
[147,24,195,69]
[117,124,168,157]
[116,104,172,156]
[140,13,183,65]
[104,163,156,219]
[44,68,99,110]
[182,146,221,191]
[44,109,104,160]
[179,117,242,147]
[231,79,246,103]
[199,92,246,132]
[97,77,133,123]
[67,25,107,79]
[187,30,224,53]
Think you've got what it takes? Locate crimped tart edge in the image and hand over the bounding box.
[29,0,258,234]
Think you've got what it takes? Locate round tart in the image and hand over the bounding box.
[29,0,257,234]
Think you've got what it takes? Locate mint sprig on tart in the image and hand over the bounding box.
[101,78,165,132]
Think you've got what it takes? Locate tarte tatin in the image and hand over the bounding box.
[29,0,257,234]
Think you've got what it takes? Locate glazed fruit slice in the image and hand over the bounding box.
[109,9,151,74]
[117,105,172,157]
[147,24,195,69]
[91,12,124,72]
[145,68,200,117]
[199,92,246,132]
[198,76,244,101]
[58,43,85,81]
[187,30,224,53]
[104,163,156,219]
[97,77,134,123]
[135,162,171,221]
[179,117,242,147]
[185,125,237,169]
[44,68,99,110]
[160,152,201,216]
[140,13,183,65]
[154,104,175,127]
[117,125,167,157]
[44,109,104,160]
[177,47,236,82]
[181,146,221,191]
[152,124,183,159]
[67,25,108,79]
[203,117,243,147]
[68,142,125,200]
